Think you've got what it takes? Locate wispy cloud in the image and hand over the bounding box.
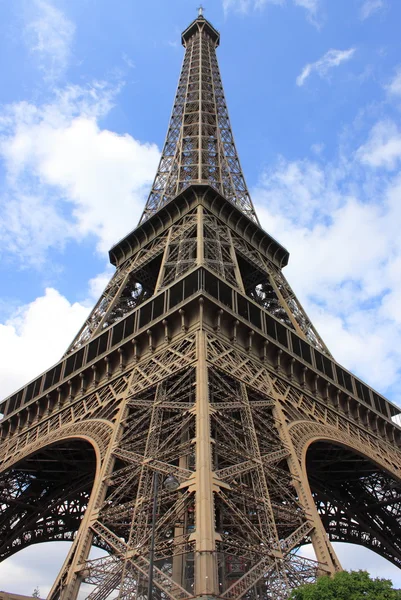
[222,0,322,26]
[293,0,320,25]
[24,0,75,80]
[356,120,401,170]
[360,0,385,20]
[386,67,401,97]
[222,0,324,28]
[222,0,284,13]
[122,53,135,69]
[296,48,356,86]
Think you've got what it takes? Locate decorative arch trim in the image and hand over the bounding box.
[0,419,113,478]
[288,419,401,483]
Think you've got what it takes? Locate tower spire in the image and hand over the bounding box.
[140,14,259,224]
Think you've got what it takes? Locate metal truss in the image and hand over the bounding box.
[0,440,96,560]
[139,16,259,224]
[157,211,198,289]
[308,442,401,567]
[1,326,401,599]
[67,201,328,356]
[67,234,169,352]
[48,334,327,600]
[230,231,331,356]
[203,211,243,288]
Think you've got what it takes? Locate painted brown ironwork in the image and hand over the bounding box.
[139,15,259,225]
[1,10,401,600]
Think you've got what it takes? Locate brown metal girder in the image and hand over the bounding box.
[205,190,287,264]
[0,290,202,423]
[313,484,401,568]
[307,443,401,556]
[110,187,198,266]
[0,464,96,560]
[182,16,220,47]
[91,520,190,599]
[200,295,401,432]
[1,289,399,449]
[110,184,288,269]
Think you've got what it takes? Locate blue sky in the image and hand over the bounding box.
[1,0,401,594]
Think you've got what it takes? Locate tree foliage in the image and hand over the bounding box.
[290,570,401,600]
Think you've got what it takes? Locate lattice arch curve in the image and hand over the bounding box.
[0,420,113,562]
[290,419,401,569]
[0,419,113,476]
[289,420,401,480]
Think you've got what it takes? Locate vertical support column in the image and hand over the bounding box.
[197,204,204,267]
[155,227,173,293]
[198,26,203,183]
[193,330,219,596]
[227,229,245,293]
[49,399,128,600]
[172,502,185,587]
[172,434,188,586]
[273,401,341,575]
[268,270,305,339]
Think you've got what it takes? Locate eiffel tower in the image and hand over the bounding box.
[1,10,401,600]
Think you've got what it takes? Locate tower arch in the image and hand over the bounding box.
[0,421,112,562]
[292,422,401,568]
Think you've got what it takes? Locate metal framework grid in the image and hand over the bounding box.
[140,17,259,224]
[1,12,401,600]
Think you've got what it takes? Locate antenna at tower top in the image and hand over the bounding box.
[197,4,204,17]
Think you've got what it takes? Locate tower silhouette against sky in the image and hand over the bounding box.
[2,11,401,600]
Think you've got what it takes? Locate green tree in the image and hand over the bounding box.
[290,570,401,600]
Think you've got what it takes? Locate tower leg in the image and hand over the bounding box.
[48,402,127,600]
[192,331,219,597]
[172,433,190,586]
[273,401,341,575]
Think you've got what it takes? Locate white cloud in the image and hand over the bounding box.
[356,120,401,169]
[0,191,73,265]
[293,0,319,24]
[386,67,401,98]
[222,0,250,12]
[253,123,401,399]
[24,0,75,80]
[0,542,107,597]
[88,266,115,299]
[0,81,160,265]
[122,53,135,69]
[0,288,90,399]
[296,48,356,86]
[360,0,385,20]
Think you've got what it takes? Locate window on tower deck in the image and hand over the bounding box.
[235,253,294,330]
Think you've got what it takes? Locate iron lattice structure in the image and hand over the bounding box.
[139,17,259,225]
[1,13,401,600]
